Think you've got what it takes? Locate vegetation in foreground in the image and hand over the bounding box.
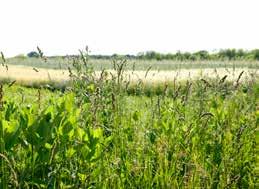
[0,54,258,188]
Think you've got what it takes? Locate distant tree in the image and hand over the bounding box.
[194,50,209,60]
[14,54,26,59]
[182,52,192,60]
[189,54,197,61]
[27,51,40,58]
[236,49,245,59]
[175,51,184,61]
[145,51,157,60]
[137,52,145,59]
[251,49,259,60]
[165,53,175,60]
[218,49,237,60]
[111,54,118,58]
[227,49,236,60]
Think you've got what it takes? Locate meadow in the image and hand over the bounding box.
[5,56,259,70]
[0,55,258,188]
[0,56,258,90]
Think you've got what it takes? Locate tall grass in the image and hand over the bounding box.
[0,52,258,188]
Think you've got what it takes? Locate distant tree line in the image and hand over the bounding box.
[135,49,259,61]
[26,49,259,61]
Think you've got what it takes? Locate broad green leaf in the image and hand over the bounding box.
[66,148,76,158]
[1,120,21,150]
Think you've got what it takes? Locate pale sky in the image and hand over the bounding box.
[0,0,258,57]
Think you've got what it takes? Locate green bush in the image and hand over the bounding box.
[27,51,40,58]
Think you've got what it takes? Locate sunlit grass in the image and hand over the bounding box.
[0,55,258,188]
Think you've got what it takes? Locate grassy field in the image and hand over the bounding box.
[5,57,259,70]
[1,56,258,90]
[0,64,258,90]
[0,56,258,188]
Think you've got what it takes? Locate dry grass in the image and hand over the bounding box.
[120,68,257,83]
[0,65,69,82]
[0,65,257,85]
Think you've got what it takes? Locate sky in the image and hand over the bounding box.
[0,0,258,57]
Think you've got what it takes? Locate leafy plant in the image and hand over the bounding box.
[0,52,257,188]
